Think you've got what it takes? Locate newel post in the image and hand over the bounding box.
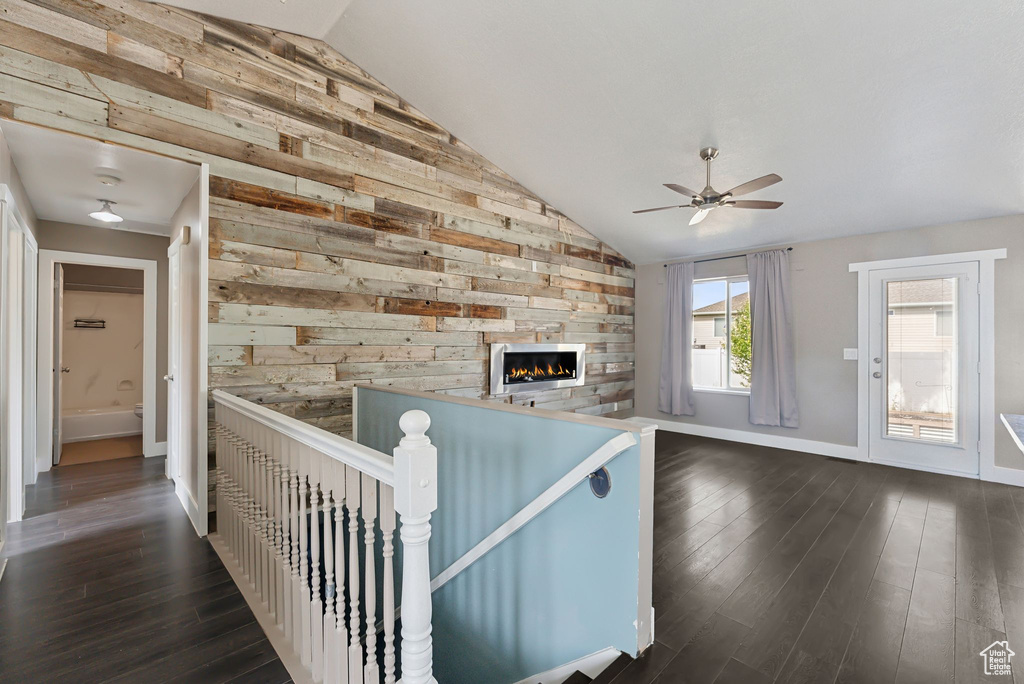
[394,410,438,684]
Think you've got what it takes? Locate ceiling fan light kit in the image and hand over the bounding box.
[634,148,783,223]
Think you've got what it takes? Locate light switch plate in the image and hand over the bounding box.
[843,348,858,360]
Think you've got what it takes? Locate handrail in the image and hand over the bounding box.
[212,389,395,486]
[429,431,637,594]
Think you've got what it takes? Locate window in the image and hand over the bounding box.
[692,277,751,391]
[934,308,953,337]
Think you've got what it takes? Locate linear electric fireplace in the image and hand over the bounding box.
[490,343,586,395]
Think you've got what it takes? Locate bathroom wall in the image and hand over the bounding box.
[61,290,144,411]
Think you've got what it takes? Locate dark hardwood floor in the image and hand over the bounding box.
[609,432,1024,684]
[0,455,289,683]
[4,434,1023,683]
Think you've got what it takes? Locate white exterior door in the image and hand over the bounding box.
[166,238,182,482]
[52,263,64,466]
[868,262,980,475]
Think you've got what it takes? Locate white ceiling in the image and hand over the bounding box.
[167,2,1024,262]
[1,120,199,236]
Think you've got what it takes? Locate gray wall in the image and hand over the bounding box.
[36,221,170,443]
[635,214,1024,470]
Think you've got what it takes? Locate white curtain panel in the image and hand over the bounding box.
[746,249,800,427]
[658,261,696,416]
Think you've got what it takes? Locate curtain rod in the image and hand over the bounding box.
[663,246,792,267]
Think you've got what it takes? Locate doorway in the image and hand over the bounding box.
[52,263,148,467]
[853,249,1005,480]
[39,252,158,467]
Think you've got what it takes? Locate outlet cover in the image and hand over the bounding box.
[843,348,858,360]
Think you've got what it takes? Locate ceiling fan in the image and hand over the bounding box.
[634,148,783,225]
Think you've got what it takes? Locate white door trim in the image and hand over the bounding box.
[851,249,1006,481]
[1,185,34,523]
[36,249,158,472]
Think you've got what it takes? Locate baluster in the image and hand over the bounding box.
[333,471,349,684]
[290,441,303,657]
[256,430,267,605]
[395,411,438,684]
[346,464,363,684]
[272,438,284,625]
[226,412,239,564]
[256,433,267,600]
[244,424,255,585]
[310,472,324,682]
[322,482,336,684]
[233,413,243,569]
[266,432,278,618]
[299,453,312,668]
[266,431,277,616]
[249,423,259,589]
[362,473,380,684]
[381,484,397,684]
[280,434,293,641]
[214,410,223,538]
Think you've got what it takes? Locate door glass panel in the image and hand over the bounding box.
[885,277,957,443]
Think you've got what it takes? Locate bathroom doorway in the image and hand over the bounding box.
[53,263,147,466]
[40,252,158,467]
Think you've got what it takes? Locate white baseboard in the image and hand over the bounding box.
[638,416,859,460]
[149,441,167,457]
[640,416,1024,488]
[991,465,1024,487]
[208,533,312,684]
[513,647,622,684]
[175,479,206,537]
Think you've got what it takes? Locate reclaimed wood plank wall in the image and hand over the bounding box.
[0,0,636,443]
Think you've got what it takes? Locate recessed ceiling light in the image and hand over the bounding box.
[89,199,123,223]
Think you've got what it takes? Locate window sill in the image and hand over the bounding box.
[694,387,750,397]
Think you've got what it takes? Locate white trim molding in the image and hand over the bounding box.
[851,249,1007,484]
[636,417,860,460]
[36,250,159,472]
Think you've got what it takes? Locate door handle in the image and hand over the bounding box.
[163,374,174,382]
[872,371,882,379]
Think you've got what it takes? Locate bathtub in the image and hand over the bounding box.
[62,406,143,443]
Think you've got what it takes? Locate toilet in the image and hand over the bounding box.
[134,403,143,419]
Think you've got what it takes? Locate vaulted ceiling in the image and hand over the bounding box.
[158,0,1024,263]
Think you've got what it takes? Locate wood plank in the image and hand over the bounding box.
[894,568,955,684]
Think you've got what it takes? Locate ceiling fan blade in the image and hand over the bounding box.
[633,204,684,214]
[689,208,711,225]
[724,173,782,198]
[664,183,702,198]
[727,200,783,209]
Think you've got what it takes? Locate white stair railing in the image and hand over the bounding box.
[212,389,438,684]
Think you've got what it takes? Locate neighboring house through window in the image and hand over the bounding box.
[692,276,751,391]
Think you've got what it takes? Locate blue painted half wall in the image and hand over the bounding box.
[355,386,654,683]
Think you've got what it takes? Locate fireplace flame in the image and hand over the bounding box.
[507,363,572,381]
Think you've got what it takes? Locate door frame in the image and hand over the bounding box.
[36,250,159,474]
[165,234,182,484]
[851,249,1006,480]
[1,185,34,524]
[22,223,38,490]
